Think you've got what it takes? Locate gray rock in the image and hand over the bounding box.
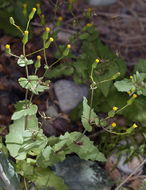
[54,80,89,113]
[53,156,112,190]
[88,0,118,6]
[109,140,144,174]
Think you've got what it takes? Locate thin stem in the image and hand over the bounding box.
[115,158,146,190]
[49,56,64,69]
[23,44,25,56]
[43,41,48,65]
[9,52,19,58]
[26,48,45,57]
[89,88,94,123]
[29,93,34,105]
[13,24,24,35]
[25,89,28,108]
[26,20,30,31]
[24,177,28,190]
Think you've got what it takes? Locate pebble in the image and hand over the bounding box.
[54,80,89,113]
[109,140,144,174]
[88,0,118,6]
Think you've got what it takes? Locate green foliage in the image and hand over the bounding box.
[46,25,126,97]
[3,1,146,189]
[0,0,38,36]
[82,97,99,132]
[17,55,33,67]
[114,71,146,96]
[18,75,49,94]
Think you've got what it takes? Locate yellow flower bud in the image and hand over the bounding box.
[45,27,50,32]
[86,23,91,27]
[112,122,116,127]
[130,75,133,79]
[113,106,118,111]
[36,3,40,7]
[128,91,131,95]
[5,44,10,49]
[23,3,27,8]
[133,94,137,98]
[49,37,54,42]
[58,17,63,21]
[37,55,41,60]
[95,59,99,63]
[67,44,71,49]
[24,30,28,35]
[132,123,138,128]
[33,8,36,12]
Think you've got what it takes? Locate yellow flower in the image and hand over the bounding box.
[33,8,36,12]
[128,91,131,95]
[88,8,92,12]
[24,30,28,35]
[113,106,118,111]
[86,23,91,27]
[5,44,10,49]
[37,55,41,60]
[58,17,63,21]
[130,75,133,79]
[132,94,137,98]
[45,27,50,32]
[132,123,138,128]
[95,59,99,63]
[49,37,54,42]
[112,122,116,127]
[36,3,40,7]
[67,44,71,49]
[23,3,27,8]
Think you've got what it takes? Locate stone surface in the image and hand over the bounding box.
[53,156,112,190]
[109,141,144,174]
[54,80,89,113]
[88,0,118,6]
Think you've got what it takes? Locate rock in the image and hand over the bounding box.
[54,80,89,113]
[109,154,143,174]
[109,140,144,174]
[46,105,59,118]
[88,0,118,6]
[53,156,112,190]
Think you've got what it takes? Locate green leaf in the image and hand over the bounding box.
[45,64,74,79]
[81,97,99,132]
[108,110,115,117]
[17,130,48,160]
[17,55,33,67]
[12,104,37,120]
[33,168,70,190]
[66,132,106,162]
[0,152,20,190]
[79,33,89,40]
[6,114,38,158]
[114,79,133,92]
[134,59,146,73]
[18,75,48,94]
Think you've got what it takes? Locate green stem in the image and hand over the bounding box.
[43,41,48,65]
[23,44,25,56]
[26,48,45,57]
[26,19,30,31]
[89,87,94,123]
[9,52,19,58]
[13,24,23,35]
[24,177,28,190]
